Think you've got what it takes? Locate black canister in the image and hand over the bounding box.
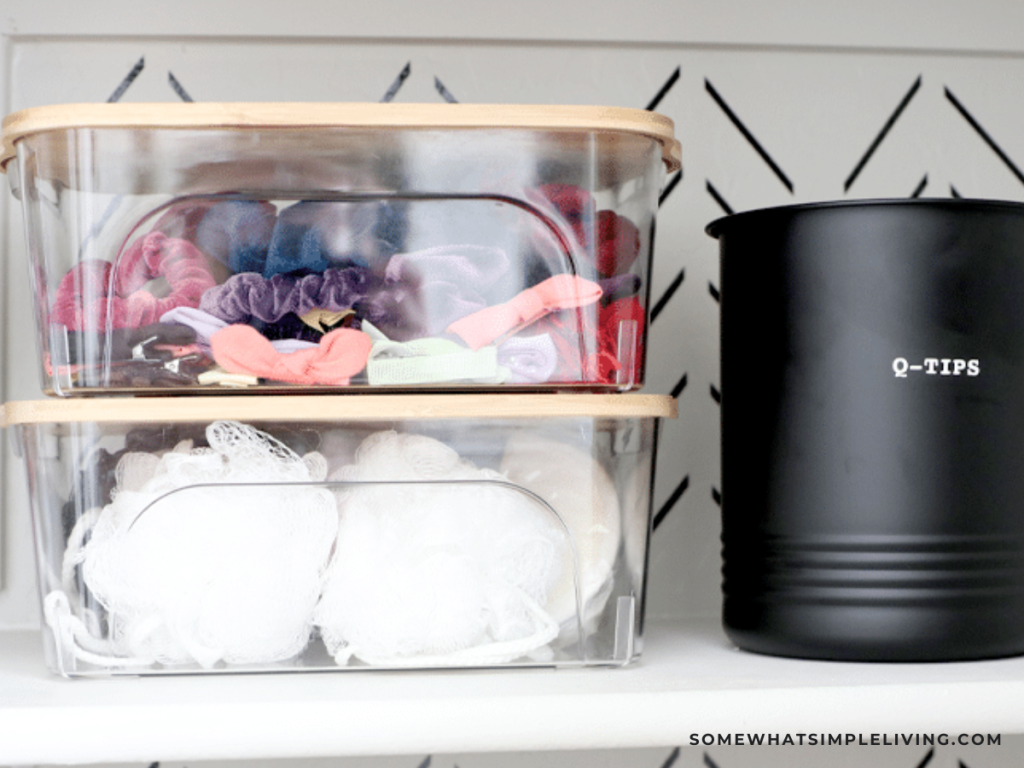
[708,199,1024,661]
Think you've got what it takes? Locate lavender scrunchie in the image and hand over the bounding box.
[200,266,382,325]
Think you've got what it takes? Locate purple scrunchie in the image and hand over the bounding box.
[199,266,381,325]
[497,333,558,384]
[378,244,514,338]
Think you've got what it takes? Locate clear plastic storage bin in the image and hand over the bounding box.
[0,103,680,395]
[2,393,675,677]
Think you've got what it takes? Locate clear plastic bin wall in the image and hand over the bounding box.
[9,126,664,395]
[12,413,658,677]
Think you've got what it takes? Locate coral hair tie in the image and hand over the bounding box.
[211,324,371,386]
[446,274,603,351]
[51,232,216,331]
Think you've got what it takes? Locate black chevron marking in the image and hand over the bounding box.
[845,75,922,191]
[107,56,144,102]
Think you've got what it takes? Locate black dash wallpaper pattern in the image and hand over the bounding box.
[85,745,994,768]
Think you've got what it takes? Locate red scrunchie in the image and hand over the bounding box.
[536,184,641,278]
[532,297,645,385]
[51,232,217,331]
[537,183,592,246]
[596,296,646,382]
[596,209,641,277]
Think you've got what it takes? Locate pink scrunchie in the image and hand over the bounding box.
[51,232,216,331]
[211,324,372,386]
[446,274,603,351]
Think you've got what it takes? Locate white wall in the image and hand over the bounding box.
[3,2,1024,766]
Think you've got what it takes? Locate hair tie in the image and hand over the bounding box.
[51,232,216,331]
[446,274,603,351]
[528,296,645,385]
[213,200,406,279]
[211,324,372,385]
[139,199,222,246]
[596,297,646,383]
[199,266,381,325]
[360,321,508,386]
[194,200,278,273]
[109,199,235,284]
[527,184,642,279]
[598,273,642,304]
[496,334,558,384]
[380,244,515,337]
[596,210,641,277]
[161,306,319,356]
[259,311,359,344]
[535,183,593,247]
[261,200,397,278]
[300,308,357,333]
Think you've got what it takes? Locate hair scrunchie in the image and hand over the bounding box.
[210,324,372,386]
[531,184,642,278]
[51,232,217,331]
[199,266,382,325]
[530,296,645,384]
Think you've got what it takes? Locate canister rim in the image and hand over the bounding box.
[705,197,1024,239]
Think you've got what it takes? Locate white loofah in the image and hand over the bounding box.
[499,432,622,633]
[314,431,566,666]
[621,460,653,598]
[65,421,338,669]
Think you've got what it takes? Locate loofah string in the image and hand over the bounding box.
[205,420,325,482]
[331,587,559,668]
[44,590,155,669]
[61,506,102,615]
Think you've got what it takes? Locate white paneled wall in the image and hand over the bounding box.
[4,2,1024,766]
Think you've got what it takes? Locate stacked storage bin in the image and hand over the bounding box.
[0,103,680,676]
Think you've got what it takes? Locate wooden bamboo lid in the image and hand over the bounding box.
[0,393,676,426]
[0,102,681,177]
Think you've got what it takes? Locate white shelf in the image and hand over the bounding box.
[3,618,1024,765]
